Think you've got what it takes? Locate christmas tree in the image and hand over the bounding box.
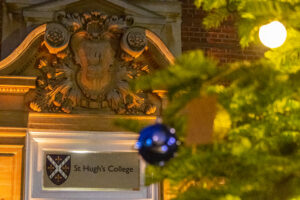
[120,1,300,199]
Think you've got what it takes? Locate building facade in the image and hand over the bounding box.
[0,0,180,199]
[0,0,264,199]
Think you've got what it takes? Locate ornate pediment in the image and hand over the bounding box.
[20,0,181,56]
[0,11,174,115]
[23,0,165,23]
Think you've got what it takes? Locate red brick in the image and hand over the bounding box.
[180,0,265,63]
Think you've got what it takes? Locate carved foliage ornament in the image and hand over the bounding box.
[30,11,159,115]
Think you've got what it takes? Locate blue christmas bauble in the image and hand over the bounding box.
[136,124,178,165]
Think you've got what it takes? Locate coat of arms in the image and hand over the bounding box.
[46,154,71,185]
[29,11,161,115]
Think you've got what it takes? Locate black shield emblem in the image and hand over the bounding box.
[46,154,71,185]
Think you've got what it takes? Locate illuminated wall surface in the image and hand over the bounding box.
[0,145,22,200]
[0,0,180,199]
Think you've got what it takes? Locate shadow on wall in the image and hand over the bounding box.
[1,25,36,60]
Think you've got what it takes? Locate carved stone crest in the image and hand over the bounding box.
[30,11,159,115]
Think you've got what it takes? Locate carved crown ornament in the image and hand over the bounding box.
[29,11,165,115]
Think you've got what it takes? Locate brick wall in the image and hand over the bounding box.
[181,0,266,63]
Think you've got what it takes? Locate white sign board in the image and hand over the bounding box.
[25,130,159,200]
[43,152,140,189]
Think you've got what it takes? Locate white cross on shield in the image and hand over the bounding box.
[46,154,71,185]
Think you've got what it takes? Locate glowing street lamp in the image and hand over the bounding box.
[259,21,287,48]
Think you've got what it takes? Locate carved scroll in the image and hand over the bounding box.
[30,11,160,115]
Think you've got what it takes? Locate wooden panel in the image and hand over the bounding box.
[0,145,23,200]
